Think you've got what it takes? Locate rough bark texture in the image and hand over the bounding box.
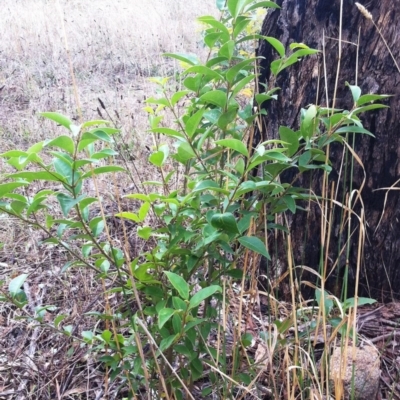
[256,0,400,301]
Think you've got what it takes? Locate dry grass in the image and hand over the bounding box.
[0,0,216,148]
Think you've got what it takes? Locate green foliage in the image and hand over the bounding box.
[0,0,386,398]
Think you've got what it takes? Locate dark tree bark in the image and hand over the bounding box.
[256,0,400,301]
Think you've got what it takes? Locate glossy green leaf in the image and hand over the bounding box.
[45,136,75,155]
[165,271,190,300]
[163,52,200,66]
[265,36,285,57]
[184,66,223,81]
[56,193,85,217]
[185,108,206,138]
[356,93,391,106]
[217,106,238,129]
[245,1,280,12]
[199,90,227,108]
[158,308,176,329]
[198,15,230,37]
[346,82,361,103]
[81,166,125,179]
[40,112,72,130]
[215,138,248,157]
[115,212,140,223]
[211,212,240,234]
[174,142,196,163]
[279,126,299,156]
[226,58,257,84]
[137,226,152,240]
[9,274,28,296]
[189,285,221,310]
[171,90,190,106]
[219,40,235,60]
[238,236,270,259]
[0,182,29,197]
[151,127,185,139]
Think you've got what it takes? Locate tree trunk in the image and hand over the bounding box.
[256,0,400,301]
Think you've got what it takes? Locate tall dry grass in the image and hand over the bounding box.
[0,0,216,149]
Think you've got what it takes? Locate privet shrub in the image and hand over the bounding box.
[0,0,387,398]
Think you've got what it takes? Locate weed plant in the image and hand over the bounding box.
[0,0,388,398]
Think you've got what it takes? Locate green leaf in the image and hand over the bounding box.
[215,138,249,157]
[81,166,125,179]
[159,334,178,352]
[211,212,240,234]
[9,274,28,296]
[315,288,334,316]
[137,226,152,240]
[184,66,223,81]
[151,127,185,139]
[185,108,206,138]
[356,93,392,106]
[238,236,270,259]
[198,15,230,37]
[0,182,29,197]
[226,58,257,84]
[199,90,227,108]
[54,314,67,328]
[219,40,235,60]
[40,112,73,130]
[245,1,280,12]
[279,126,299,157]
[56,193,85,217]
[335,125,375,137]
[45,136,75,155]
[301,105,318,139]
[7,171,65,182]
[193,180,229,194]
[345,82,361,103]
[174,142,196,163]
[149,151,164,167]
[163,52,200,66]
[171,90,190,106]
[115,212,140,223]
[342,297,376,310]
[265,36,285,57]
[217,106,238,129]
[227,0,249,19]
[189,285,221,310]
[165,272,190,300]
[158,308,176,329]
[138,202,150,221]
